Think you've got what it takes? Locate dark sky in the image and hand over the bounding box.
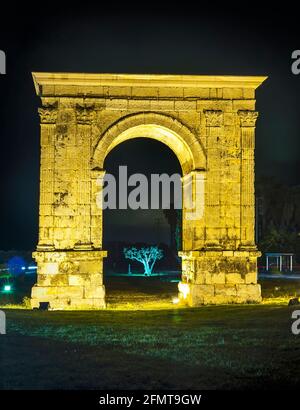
[0,8,299,250]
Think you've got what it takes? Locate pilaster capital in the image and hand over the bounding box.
[38,101,58,124]
[238,110,258,127]
[204,110,223,127]
[76,102,96,125]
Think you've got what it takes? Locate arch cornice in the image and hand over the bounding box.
[92,112,206,175]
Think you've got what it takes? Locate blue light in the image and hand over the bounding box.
[4,285,11,292]
[28,266,37,270]
[7,256,25,276]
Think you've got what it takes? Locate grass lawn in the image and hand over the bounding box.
[1,274,300,390]
[1,304,300,390]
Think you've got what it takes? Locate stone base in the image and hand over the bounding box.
[179,283,261,306]
[31,250,107,310]
[178,249,262,306]
[31,285,106,310]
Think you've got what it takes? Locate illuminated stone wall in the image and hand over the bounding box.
[31,73,267,309]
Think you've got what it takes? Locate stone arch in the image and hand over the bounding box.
[92,112,206,175]
[31,73,266,310]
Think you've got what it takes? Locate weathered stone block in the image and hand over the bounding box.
[184,88,210,98]
[39,262,59,275]
[84,284,105,299]
[106,99,128,110]
[79,261,102,275]
[236,284,261,302]
[38,274,69,286]
[32,285,84,299]
[211,273,226,284]
[223,88,243,99]
[213,295,237,304]
[194,273,205,284]
[174,100,197,111]
[226,273,245,284]
[68,274,85,286]
[106,86,131,97]
[132,87,159,98]
[187,284,215,305]
[31,286,58,300]
[222,250,234,257]
[128,99,151,110]
[158,87,184,98]
[215,284,237,297]
[205,272,226,284]
[245,271,257,284]
[150,100,174,110]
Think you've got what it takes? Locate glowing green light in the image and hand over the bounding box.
[4,285,11,292]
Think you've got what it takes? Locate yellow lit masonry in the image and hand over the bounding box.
[31,73,267,309]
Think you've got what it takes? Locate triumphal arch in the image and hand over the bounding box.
[31,73,267,309]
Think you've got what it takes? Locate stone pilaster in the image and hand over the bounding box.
[238,110,258,249]
[181,170,206,251]
[73,102,96,249]
[37,101,58,251]
[204,110,223,249]
[91,169,106,249]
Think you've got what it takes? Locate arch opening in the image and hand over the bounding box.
[102,137,183,308]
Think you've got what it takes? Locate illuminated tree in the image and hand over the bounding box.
[123,246,163,276]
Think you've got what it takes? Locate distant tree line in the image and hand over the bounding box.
[256,177,300,261]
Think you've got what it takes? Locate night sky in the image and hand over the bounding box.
[0,8,299,250]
